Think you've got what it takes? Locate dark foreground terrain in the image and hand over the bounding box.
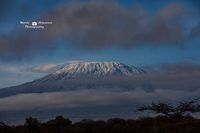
[2,100,200,133]
[1,115,200,133]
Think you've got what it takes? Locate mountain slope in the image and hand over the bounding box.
[0,61,146,98]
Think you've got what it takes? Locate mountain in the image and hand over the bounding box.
[0,61,146,98]
[36,61,146,82]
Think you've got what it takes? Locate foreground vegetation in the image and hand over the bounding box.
[1,99,200,133]
[1,116,200,133]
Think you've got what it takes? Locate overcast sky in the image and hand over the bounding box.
[0,0,200,87]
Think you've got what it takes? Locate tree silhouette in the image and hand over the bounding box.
[1,114,200,133]
[0,122,12,133]
[24,117,42,133]
[47,116,71,127]
[138,99,200,118]
[46,116,71,133]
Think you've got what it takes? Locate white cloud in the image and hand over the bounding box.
[25,60,84,73]
[0,66,20,74]
[0,65,45,88]
[0,88,199,111]
[27,64,57,73]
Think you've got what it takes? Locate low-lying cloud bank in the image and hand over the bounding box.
[0,88,199,111]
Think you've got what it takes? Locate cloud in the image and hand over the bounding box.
[137,62,200,91]
[0,0,58,22]
[145,62,200,74]
[0,65,46,88]
[0,66,19,74]
[0,88,199,111]
[0,1,195,61]
[26,64,57,73]
[159,62,200,75]
[190,22,200,38]
[25,60,83,73]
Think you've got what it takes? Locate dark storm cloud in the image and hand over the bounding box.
[0,30,56,61]
[144,62,200,87]
[42,2,188,47]
[159,63,200,74]
[0,1,196,61]
[0,0,35,22]
[190,22,200,38]
[141,62,200,91]
[145,62,200,75]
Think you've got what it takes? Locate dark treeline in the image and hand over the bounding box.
[1,116,200,133]
[1,99,200,133]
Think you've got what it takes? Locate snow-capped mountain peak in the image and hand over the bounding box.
[41,61,146,81]
[0,61,147,98]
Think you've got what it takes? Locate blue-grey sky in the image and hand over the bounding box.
[0,0,200,88]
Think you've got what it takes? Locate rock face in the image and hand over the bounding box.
[0,61,146,98]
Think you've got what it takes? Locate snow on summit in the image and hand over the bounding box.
[44,61,146,80]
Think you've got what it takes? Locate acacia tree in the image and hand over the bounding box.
[138,99,200,118]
